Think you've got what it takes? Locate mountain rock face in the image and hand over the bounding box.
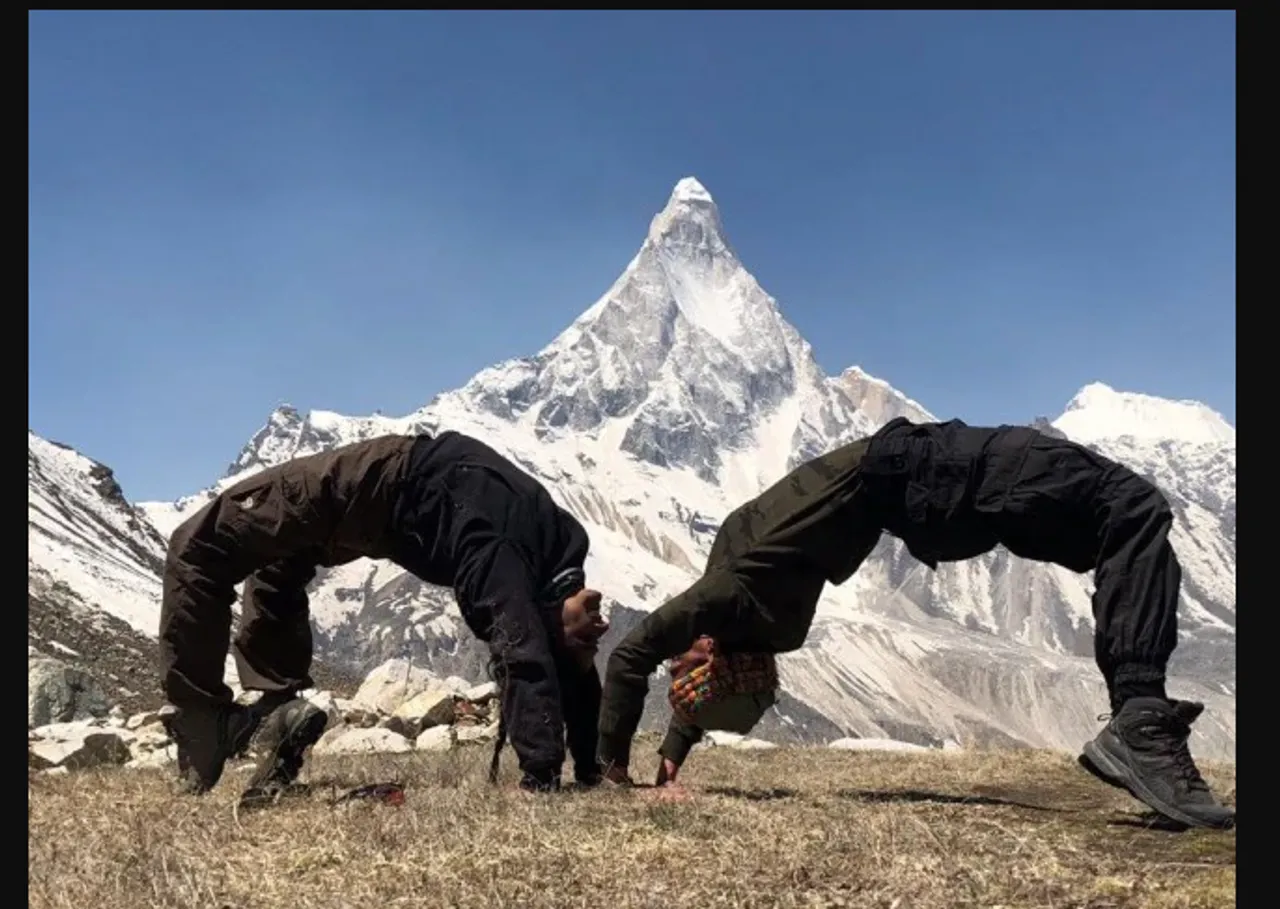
[29,178,1234,762]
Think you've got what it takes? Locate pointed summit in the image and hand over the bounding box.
[670,176,714,205]
[647,176,730,255]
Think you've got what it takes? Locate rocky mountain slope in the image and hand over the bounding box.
[28,177,1234,760]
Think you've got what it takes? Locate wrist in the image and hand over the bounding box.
[655,757,681,786]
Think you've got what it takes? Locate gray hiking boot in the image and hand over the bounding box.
[1080,697,1234,829]
[164,701,261,794]
[240,698,328,801]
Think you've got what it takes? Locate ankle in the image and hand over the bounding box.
[1110,665,1168,712]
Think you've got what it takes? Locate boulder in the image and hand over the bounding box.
[462,681,499,703]
[379,715,415,738]
[28,656,112,728]
[351,659,439,715]
[391,689,456,732]
[313,726,413,756]
[344,706,382,728]
[29,722,131,770]
[126,723,173,756]
[125,744,177,770]
[442,675,472,695]
[415,725,454,752]
[455,720,501,744]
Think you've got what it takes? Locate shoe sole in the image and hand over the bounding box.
[244,704,328,793]
[1080,740,1234,830]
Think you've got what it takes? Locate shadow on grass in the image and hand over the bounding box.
[1105,811,1218,833]
[836,787,1077,813]
[702,786,799,801]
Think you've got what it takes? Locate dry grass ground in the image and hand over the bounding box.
[29,736,1235,909]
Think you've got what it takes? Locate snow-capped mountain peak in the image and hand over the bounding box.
[645,175,729,257]
[669,175,714,205]
[441,178,881,485]
[1052,382,1235,446]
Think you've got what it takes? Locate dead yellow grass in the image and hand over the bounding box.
[28,737,1235,909]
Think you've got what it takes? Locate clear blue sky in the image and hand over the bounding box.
[29,10,1236,502]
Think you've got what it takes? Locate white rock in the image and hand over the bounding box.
[351,659,439,715]
[701,731,776,750]
[125,710,163,730]
[28,656,112,728]
[828,737,930,753]
[332,696,365,720]
[313,726,413,756]
[342,705,382,728]
[455,720,500,744]
[126,744,177,770]
[704,731,744,747]
[127,723,172,755]
[415,725,455,752]
[28,723,131,770]
[462,681,499,702]
[392,689,456,730]
[442,675,472,695]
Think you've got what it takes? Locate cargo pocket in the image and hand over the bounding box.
[220,475,290,538]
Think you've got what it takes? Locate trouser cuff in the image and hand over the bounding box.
[1111,663,1168,709]
[658,725,702,766]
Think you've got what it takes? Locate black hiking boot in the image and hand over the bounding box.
[239,698,329,805]
[163,689,308,795]
[1080,697,1234,830]
[164,701,261,794]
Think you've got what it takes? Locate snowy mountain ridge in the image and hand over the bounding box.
[30,176,1234,761]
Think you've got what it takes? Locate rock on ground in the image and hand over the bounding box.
[415,725,454,752]
[351,659,440,715]
[29,722,131,770]
[704,731,777,750]
[314,726,413,756]
[462,681,499,702]
[455,720,501,744]
[28,656,113,728]
[391,688,457,731]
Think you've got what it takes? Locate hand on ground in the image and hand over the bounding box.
[640,782,694,803]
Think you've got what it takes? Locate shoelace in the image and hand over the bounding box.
[1146,718,1210,792]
